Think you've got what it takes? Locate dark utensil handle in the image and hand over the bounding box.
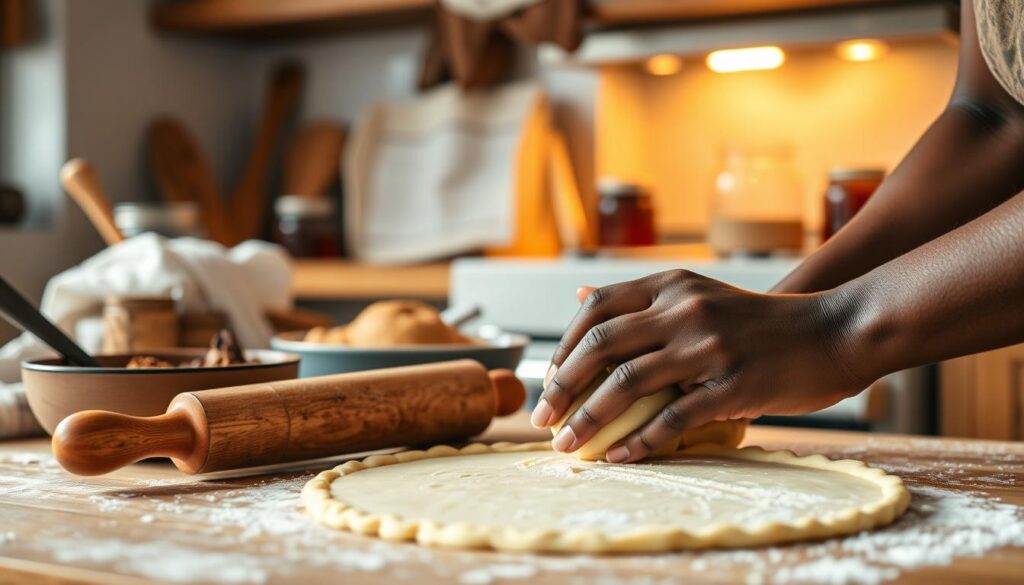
[0,275,98,367]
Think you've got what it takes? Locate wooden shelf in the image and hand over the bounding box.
[151,0,434,37]
[151,0,908,39]
[588,0,901,25]
[291,259,450,301]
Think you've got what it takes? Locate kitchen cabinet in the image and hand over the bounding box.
[941,343,1024,441]
[151,0,916,39]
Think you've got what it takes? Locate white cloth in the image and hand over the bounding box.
[0,233,293,438]
[440,0,542,21]
[345,80,541,264]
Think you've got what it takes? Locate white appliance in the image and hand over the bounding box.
[450,256,932,433]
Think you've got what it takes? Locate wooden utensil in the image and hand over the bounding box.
[0,275,98,367]
[147,117,234,245]
[228,61,305,242]
[60,159,124,246]
[283,121,345,197]
[53,359,525,476]
[0,0,31,47]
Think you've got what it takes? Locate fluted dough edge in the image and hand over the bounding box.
[302,441,911,553]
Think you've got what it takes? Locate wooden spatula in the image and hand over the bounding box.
[228,62,305,242]
[283,121,345,197]
[60,159,124,246]
[147,117,234,246]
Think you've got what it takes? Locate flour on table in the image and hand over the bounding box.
[48,538,269,585]
[2,446,1022,585]
[459,563,538,585]
[661,483,1024,585]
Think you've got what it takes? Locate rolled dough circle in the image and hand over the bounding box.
[551,369,749,460]
[303,442,910,553]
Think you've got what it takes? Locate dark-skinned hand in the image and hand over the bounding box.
[530,270,868,463]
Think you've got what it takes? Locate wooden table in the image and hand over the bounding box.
[1,414,1021,585]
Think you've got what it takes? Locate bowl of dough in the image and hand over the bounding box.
[22,330,300,435]
[271,300,528,378]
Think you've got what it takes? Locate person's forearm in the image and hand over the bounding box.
[825,190,1024,384]
[773,104,1024,294]
[773,0,1024,295]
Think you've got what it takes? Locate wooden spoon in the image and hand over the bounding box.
[60,159,124,246]
[147,117,234,246]
[228,61,305,242]
[283,121,345,197]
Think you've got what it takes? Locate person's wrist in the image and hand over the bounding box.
[811,283,886,392]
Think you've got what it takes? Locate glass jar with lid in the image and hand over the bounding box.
[273,195,338,258]
[823,168,885,241]
[708,144,803,257]
[597,178,656,247]
[113,202,205,239]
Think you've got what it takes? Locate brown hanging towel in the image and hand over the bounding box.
[418,0,585,91]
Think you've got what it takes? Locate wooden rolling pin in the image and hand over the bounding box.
[53,360,525,476]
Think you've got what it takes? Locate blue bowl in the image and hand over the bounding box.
[270,329,528,378]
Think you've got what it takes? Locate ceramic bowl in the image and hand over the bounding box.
[22,349,300,435]
[270,329,528,378]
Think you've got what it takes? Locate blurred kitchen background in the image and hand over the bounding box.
[2,0,1013,440]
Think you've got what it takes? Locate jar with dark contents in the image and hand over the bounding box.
[0,185,25,225]
[598,179,656,247]
[273,195,338,258]
[823,168,885,241]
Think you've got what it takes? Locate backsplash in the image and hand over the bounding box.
[596,39,958,238]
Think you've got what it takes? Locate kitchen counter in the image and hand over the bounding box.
[291,259,451,301]
[1,414,1021,585]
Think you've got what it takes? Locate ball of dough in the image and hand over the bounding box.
[344,300,468,347]
[303,325,349,344]
[304,326,328,343]
[551,367,748,461]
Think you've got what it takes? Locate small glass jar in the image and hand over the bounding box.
[113,202,205,239]
[0,185,25,225]
[597,179,656,247]
[709,145,803,257]
[823,168,885,241]
[273,195,338,258]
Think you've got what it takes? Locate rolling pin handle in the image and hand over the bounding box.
[52,408,198,476]
[489,369,526,417]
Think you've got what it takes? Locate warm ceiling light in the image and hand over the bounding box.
[706,46,785,73]
[836,39,890,62]
[644,54,683,76]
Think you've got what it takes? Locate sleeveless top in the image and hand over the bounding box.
[975,0,1024,106]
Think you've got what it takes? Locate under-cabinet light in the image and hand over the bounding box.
[645,54,683,76]
[706,46,785,73]
[836,39,890,62]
